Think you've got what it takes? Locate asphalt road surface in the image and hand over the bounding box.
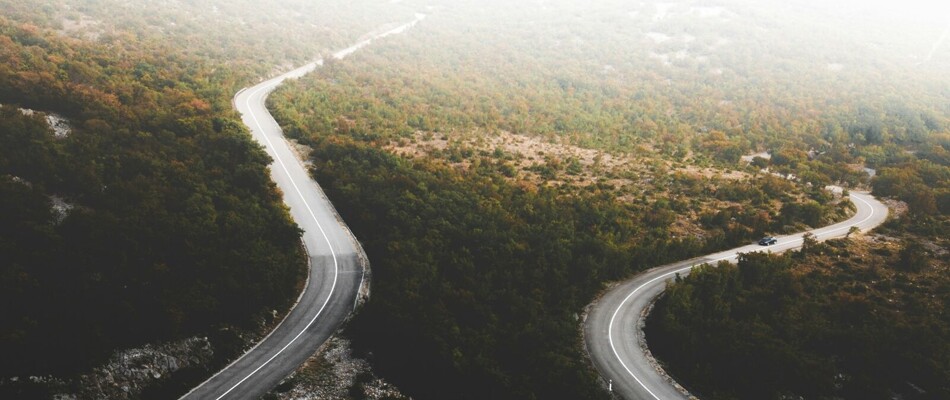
[585,190,888,400]
[180,16,424,400]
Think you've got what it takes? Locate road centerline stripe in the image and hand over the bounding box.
[606,191,878,398]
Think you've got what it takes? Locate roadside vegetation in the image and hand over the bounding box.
[647,136,950,399]
[1,0,948,399]
[647,227,949,399]
[267,125,848,399]
[263,0,950,398]
[0,0,416,397]
[0,10,308,395]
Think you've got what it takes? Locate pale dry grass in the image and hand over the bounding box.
[386,130,761,239]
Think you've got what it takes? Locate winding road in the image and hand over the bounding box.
[180,16,425,400]
[585,190,889,400]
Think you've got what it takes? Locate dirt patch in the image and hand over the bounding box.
[386,129,749,191]
[386,130,761,240]
[57,16,102,41]
[286,138,314,168]
[268,337,407,400]
[882,198,909,218]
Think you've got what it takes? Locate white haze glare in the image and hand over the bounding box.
[820,0,950,12]
[794,0,950,25]
[782,0,950,62]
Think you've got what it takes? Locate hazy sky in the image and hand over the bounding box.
[796,0,950,19]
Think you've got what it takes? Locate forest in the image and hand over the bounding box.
[647,237,949,399]
[646,136,949,399]
[1,0,948,398]
[274,133,849,399]
[262,0,950,398]
[267,0,949,398]
[0,7,314,383]
[0,0,427,396]
[0,0,417,397]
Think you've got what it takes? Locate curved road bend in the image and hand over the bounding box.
[585,191,888,400]
[180,15,425,400]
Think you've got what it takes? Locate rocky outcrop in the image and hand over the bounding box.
[271,337,408,400]
[71,337,213,400]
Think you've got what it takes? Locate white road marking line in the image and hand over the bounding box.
[212,78,343,400]
[198,16,426,398]
[607,192,878,398]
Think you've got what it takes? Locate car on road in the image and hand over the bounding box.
[758,236,777,246]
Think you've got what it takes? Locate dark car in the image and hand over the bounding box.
[758,236,777,246]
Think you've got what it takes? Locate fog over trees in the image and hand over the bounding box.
[0,0,947,399]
